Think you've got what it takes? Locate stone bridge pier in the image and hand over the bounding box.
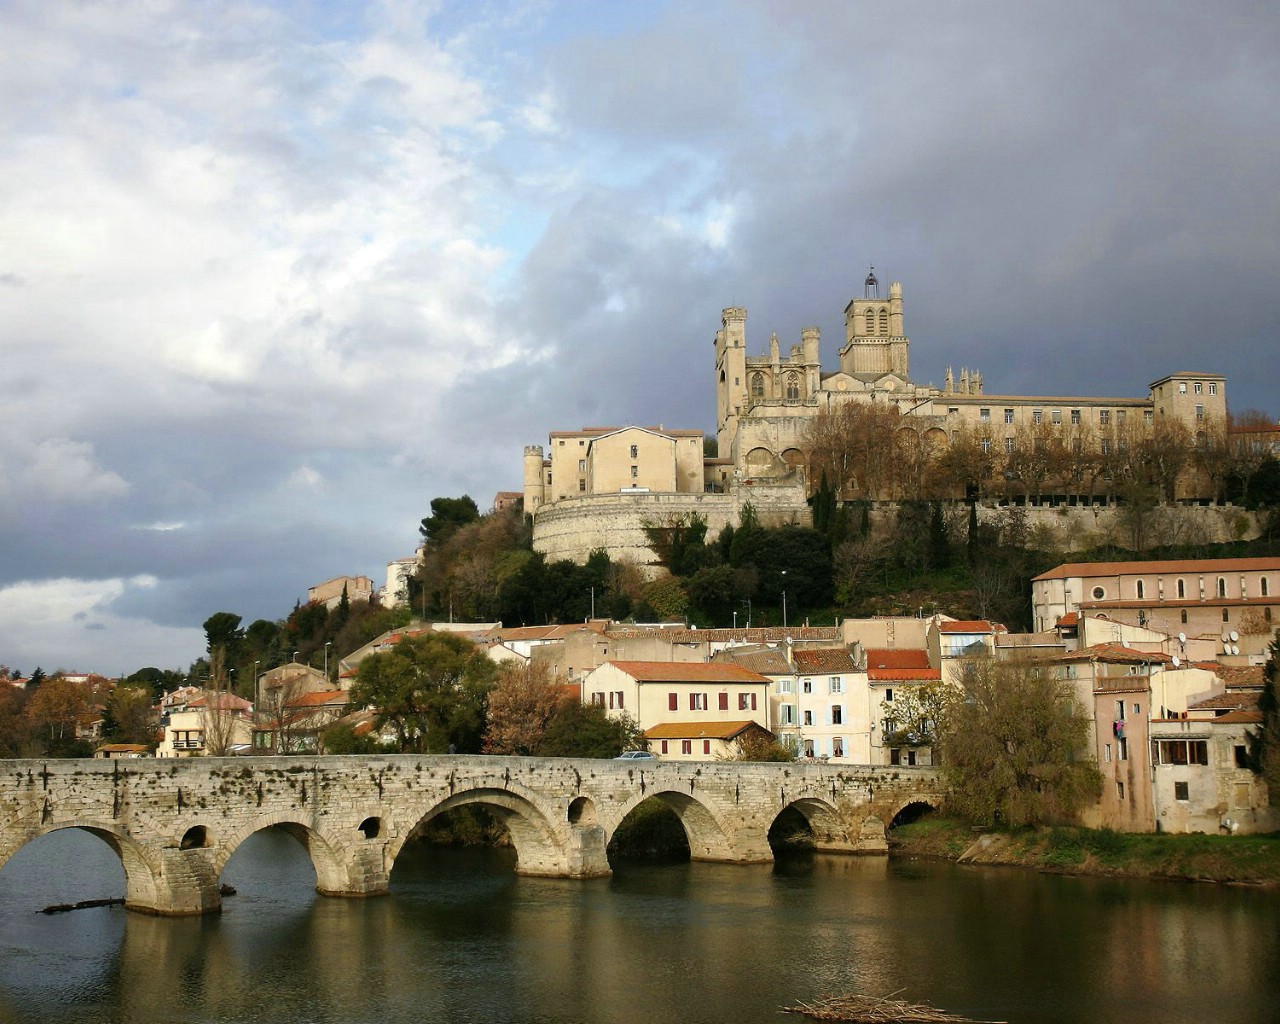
[0,756,943,916]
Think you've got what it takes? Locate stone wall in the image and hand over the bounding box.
[532,477,812,574]
[0,755,942,915]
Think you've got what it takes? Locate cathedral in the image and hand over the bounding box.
[714,269,1224,484]
[523,272,1227,571]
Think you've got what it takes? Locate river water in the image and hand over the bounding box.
[0,828,1276,1024]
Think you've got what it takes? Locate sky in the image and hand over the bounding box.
[1,1,1277,676]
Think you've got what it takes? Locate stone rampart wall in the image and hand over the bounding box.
[532,479,812,574]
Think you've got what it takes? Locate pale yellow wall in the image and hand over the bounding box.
[580,664,770,734]
[589,429,677,493]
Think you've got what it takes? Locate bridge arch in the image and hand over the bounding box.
[887,796,943,829]
[609,790,739,862]
[389,785,568,877]
[771,796,852,851]
[0,819,161,911]
[214,811,352,896]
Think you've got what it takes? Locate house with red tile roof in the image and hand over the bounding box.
[581,661,772,754]
[643,720,775,761]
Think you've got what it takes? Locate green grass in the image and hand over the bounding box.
[889,817,1280,884]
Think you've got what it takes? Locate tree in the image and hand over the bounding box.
[538,700,643,759]
[879,679,953,750]
[483,662,565,755]
[102,684,157,747]
[937,657,1101,826]
[25,674,95,756]
[347,632,497,753]
[1249,633,1280,804]
[419,495,481,547]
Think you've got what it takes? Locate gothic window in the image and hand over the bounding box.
[1136,580,1145,600]
[785,373,800,400]
[864,308,875,334]
[879,307,889,334]
[1177,578,1186,598]
[750,373,765,398]
[1262,577,1270,597]
[1218,577,1227,598]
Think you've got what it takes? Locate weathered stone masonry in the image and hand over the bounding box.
[0,756,942,916]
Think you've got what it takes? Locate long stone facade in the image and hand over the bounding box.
[0,755,942,915]
[531,475,810,575]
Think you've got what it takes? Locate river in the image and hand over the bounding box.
[0,827,1276,1024]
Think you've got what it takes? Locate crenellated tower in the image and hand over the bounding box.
[838,269,910,379]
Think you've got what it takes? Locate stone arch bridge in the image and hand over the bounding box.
[0,755,943,915]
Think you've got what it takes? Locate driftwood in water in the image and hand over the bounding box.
[785,991,1006,1024]
[40,897,125,915]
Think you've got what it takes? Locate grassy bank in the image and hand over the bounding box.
[889,816,1280,886]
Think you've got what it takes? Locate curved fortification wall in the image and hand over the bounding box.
[532,477,811,575]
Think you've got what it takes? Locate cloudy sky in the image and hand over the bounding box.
[2,1,1276,676]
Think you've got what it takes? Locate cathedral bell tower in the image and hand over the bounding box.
[838,268,909,379]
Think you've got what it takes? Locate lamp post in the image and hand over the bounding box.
[291,650,298,664]
[744,598,752,629]
[781,570,788,629]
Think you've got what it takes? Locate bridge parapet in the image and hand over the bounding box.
[0,756,943,915]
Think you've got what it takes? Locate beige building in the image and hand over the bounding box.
[581,661,772,757]
[308,575,374,609]
[715,271,1227,494]
[157,691,254,757]
[1031,557,1280,655]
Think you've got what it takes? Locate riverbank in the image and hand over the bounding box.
[889,816,1280,886]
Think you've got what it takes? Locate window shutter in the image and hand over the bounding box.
[751,693,758,711]
[669,693,678,711]
[718,692,729,711]
[703,740,711,755]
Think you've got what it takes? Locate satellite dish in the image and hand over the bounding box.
[1232,644,1241,656]
[1178,632,1186,644]
[1230,630,1239,642]
[1120,639,1130,648]
[1172,656,1181,668]
[1222,634,1231,644]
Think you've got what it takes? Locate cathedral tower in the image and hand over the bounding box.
[838,269,909,379]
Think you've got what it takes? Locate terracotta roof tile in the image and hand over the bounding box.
[1034,557,1280,581]
[644,720,761,740]
[603,661,771,684]
[868,668,942,681]
[793,649,859,674]
[865,648,930,670]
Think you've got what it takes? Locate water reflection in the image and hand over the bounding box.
[0,828,1277,1024]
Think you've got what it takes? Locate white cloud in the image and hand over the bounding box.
[0,575,200,676]
[0,438,129,504]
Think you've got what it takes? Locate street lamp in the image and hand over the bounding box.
[781,570,788,629]
[291,650,298,663]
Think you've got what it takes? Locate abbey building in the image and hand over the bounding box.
[524,272,1228,571]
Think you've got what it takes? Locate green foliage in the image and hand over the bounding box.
[684,564,737,625]
[938,657,1102,827]
[1249,631,1280,804]
[419,495,481,546]
[202,612,244,658]
[639,574,688,621]
[347,632,497,753]
[725,730,796,762]
[538,702,643,759]
[320,722,390,755]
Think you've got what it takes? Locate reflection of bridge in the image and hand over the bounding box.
[0,756,943,915]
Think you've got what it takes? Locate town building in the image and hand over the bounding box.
[307,575,374,609]
[1031,557,1280,657]
[581,661,772,759]
[157,691,254,757]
